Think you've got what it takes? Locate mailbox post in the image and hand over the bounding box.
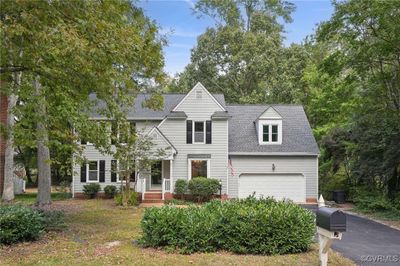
[316,195,346,266]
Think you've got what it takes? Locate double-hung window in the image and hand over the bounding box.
[194,121,205,144]
[88,161,99,182]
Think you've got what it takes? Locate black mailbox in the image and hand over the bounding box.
[316,207,346,232]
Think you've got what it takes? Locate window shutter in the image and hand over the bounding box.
[186,120,192,144]
[111,160,117,182]
[111,121,117,145]
[99,160,105,182]
[80,163,87,182]
[130,171,136,182]
[206,120,212,144]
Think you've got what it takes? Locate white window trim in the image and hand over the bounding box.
[258,120,282,145]
[87,160,99,183]
[193,121,206,144]
[188,159,210,180]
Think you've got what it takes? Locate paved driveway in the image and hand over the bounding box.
[303,205,400,266]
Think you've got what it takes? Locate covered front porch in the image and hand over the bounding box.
[139,159,173,202]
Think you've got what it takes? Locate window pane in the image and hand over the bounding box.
[194,122,204,143]
[89,161,97,171]
[191,160,207,178]
[271,125,278,142]
[89,171,98,181]
[195,122,204,131]
[263,125,269,142]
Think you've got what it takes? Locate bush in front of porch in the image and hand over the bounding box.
[139,196,315,254]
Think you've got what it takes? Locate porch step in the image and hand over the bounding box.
[143,192,162,200]
[141,199,164,203]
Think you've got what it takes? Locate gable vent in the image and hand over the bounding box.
[195,90,202,99]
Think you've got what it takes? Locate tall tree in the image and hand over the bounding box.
[314,0,400,198]
[1,0,164,205]
[169,0,299,104]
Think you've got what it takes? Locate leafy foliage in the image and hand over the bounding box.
[115,190,139,206]
[82,183,101,199]
[140,197,315,254]
[187,177,220,202]
[104,185,118,199]
[174,179,188,199]
[38,210,66,232]
[0,205,45,245]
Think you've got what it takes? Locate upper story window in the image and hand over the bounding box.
[194,121,205,143]
[187,120,212,144]
[259,120,282,145]
[111,121,136,145]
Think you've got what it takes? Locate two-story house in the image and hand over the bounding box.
[72,82,319,203]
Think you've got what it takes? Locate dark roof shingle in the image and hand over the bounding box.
[226,105,319,154]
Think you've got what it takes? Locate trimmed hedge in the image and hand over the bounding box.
[188,177,220,202]
[83,183,101,198]
[174,179,188,199]
[140,197,315,254]
[104,185,118,198]
[0,205,45,245]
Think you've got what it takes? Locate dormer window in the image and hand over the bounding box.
[259,120,282,144]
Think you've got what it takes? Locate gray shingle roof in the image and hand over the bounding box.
[211,111,231,120]
[167,111,187,119]
[226,105,319,154]
[91,93,225,120]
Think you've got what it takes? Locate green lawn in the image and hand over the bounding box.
[0,199,354,266]
[13,192,71,205]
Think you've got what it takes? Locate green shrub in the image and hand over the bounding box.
[83,183,101,198]
[104,185,118,198]
[128,191,139,206]
[140,196,315,254]
[38,210,66,232]
[351,187,393,212]
[0,205,45,245]
[165,198,191,205]
[114,190,139,206]
[174,179,188,199]
[114,193,123,206]
[187,177,220,202]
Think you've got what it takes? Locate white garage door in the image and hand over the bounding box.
[238,174,306,202]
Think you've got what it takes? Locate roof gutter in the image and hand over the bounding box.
[228,152,319,156]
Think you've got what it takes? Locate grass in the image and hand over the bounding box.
[0,199,355,266]
[13,192,71,205]
[350,207,400,229]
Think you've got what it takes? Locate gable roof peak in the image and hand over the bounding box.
[172,82,226,112]
[257,106,282,120]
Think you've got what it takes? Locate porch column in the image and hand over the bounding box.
[170,159,173,193]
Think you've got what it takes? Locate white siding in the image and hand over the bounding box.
[72,121,159,194]
[258,107,282,119]
[229,155,318,200]
[159,84,228,194]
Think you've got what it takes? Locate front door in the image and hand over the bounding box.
[151,161,162,190]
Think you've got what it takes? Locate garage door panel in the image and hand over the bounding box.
[238,174,305,202]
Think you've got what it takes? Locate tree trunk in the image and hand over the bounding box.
[35,78,51,206]
[2,93,17,201]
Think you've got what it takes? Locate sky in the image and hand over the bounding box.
[138,0,334,76]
